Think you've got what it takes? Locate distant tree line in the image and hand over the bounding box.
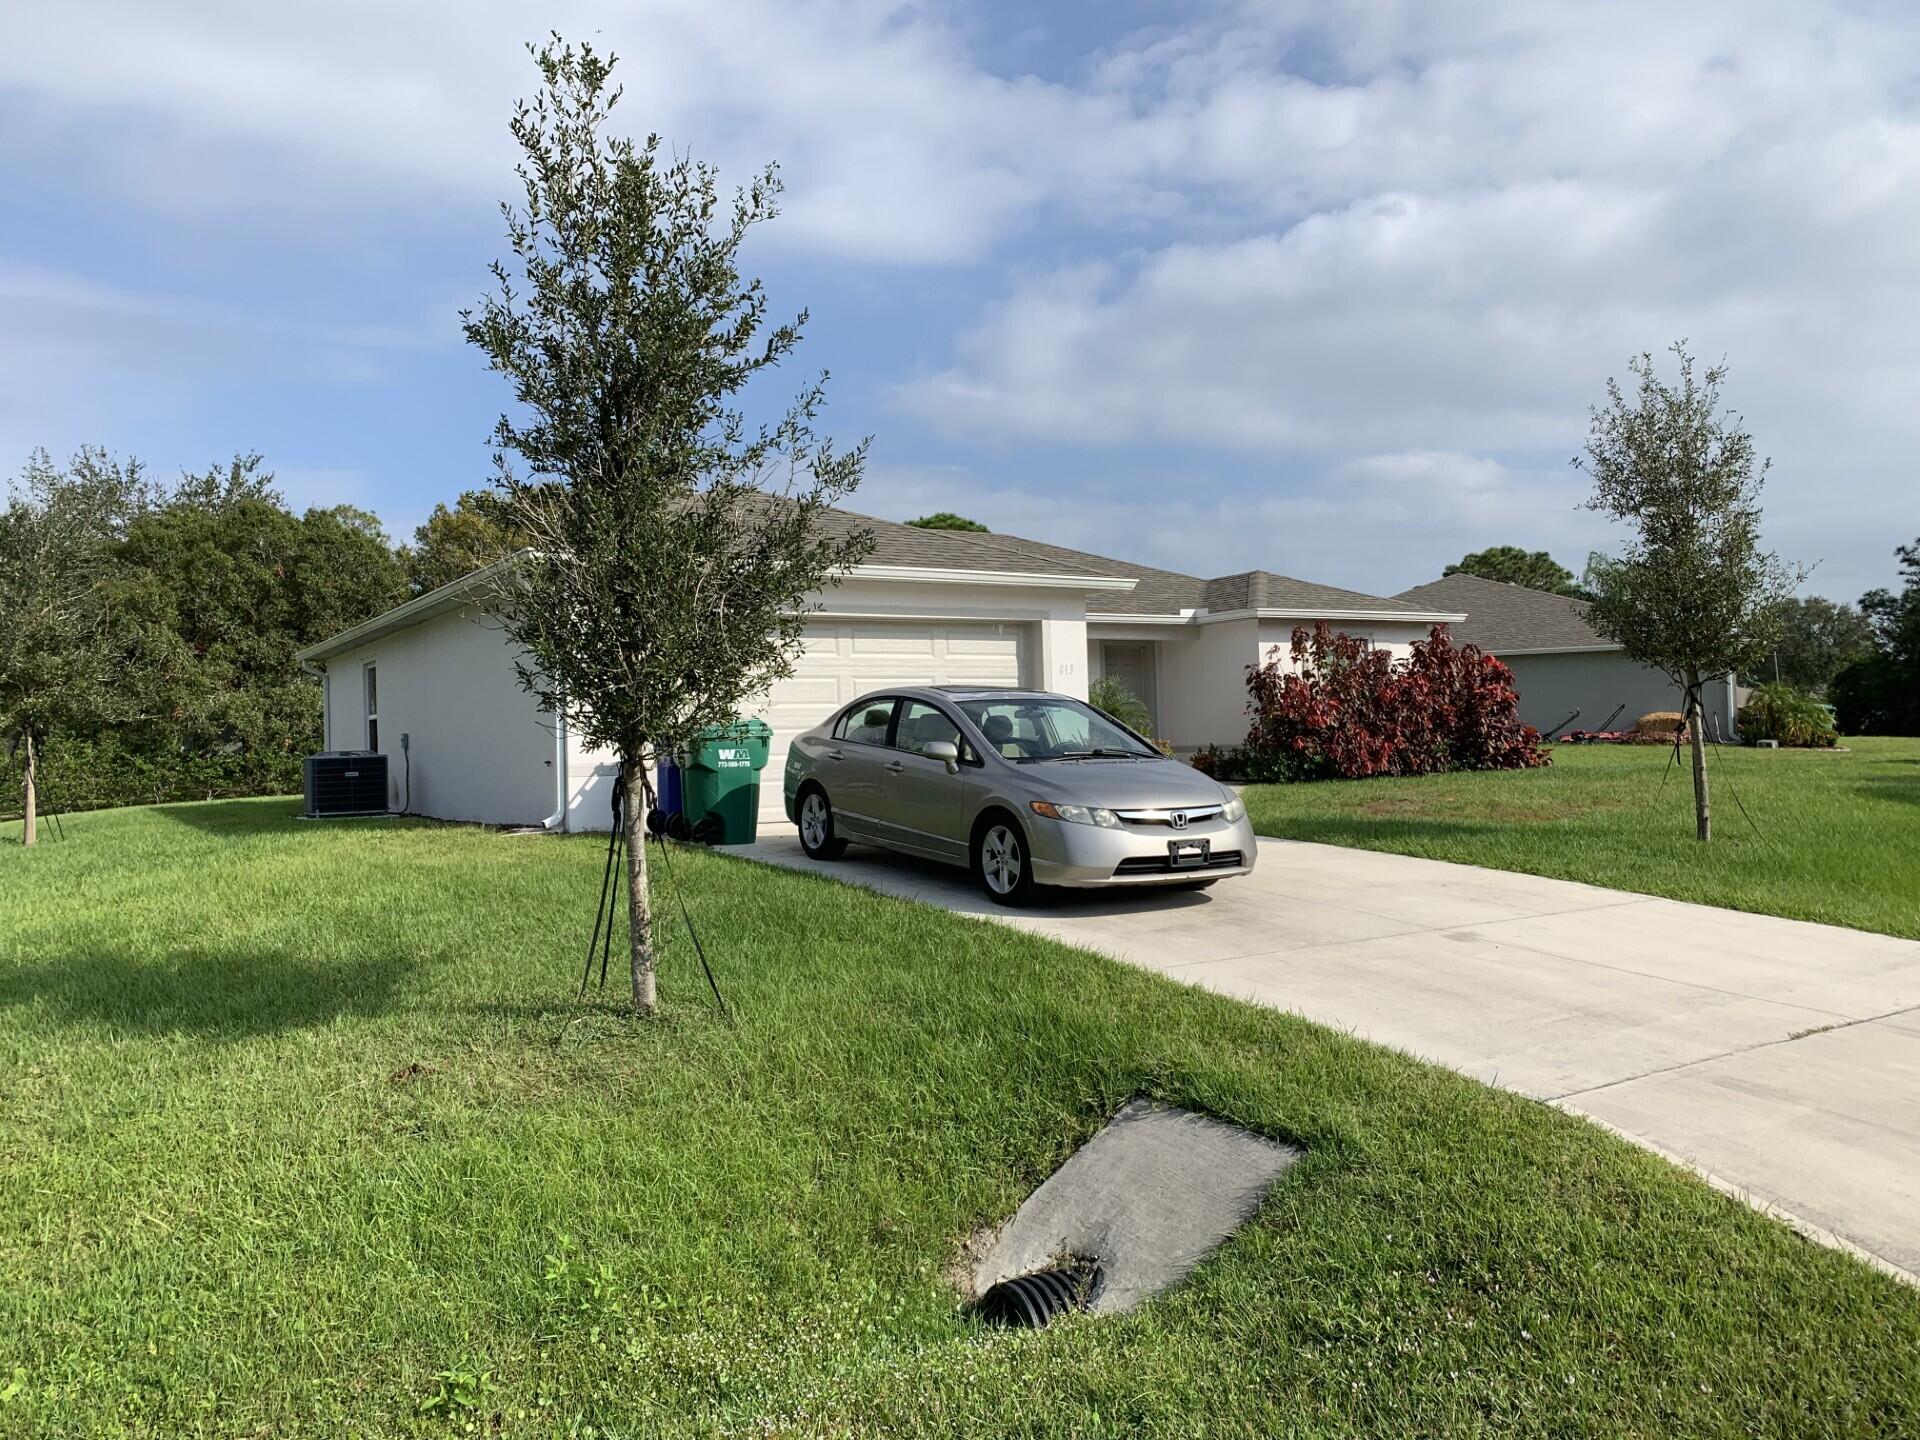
[2,457,807,829]
[3,449,408,823]
[1830,537,1920,734]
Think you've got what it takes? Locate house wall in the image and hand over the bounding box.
[1156,617,1259,752]
[1255,618,1438,668]
[1501,651,1739,738]
[560,574,1095,832]
[317,605,558,825]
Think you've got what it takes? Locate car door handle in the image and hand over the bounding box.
[883,760,906,774]
[826,749,845,762]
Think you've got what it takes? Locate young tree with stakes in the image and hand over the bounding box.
[464,39,872,1015]
[1576,344,1802,841]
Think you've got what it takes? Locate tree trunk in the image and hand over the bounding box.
[1686,667,1711,842]
[621,765,658,1016]
[21,729,36,848]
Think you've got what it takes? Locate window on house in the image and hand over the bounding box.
[364,663,380,751]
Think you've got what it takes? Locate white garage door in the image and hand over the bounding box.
[757,619,1030,821]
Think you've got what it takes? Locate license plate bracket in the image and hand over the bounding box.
[1168,837,1211,869]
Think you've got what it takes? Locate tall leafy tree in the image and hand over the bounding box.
[1748,595,1874,693]
[464,38,871,1016]
[399,489,535,594]
[906,512,988,532]
[1443,545,1582,596]
[111,457,407,799]
[1830,538,1920,735]
[0,448,149,843]
[1577,344,1801,840]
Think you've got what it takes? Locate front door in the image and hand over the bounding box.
[872,699,968,861]
[1100,641,1158,734]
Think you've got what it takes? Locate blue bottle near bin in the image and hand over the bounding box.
[656,755,683,816]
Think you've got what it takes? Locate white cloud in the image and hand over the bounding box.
[0,0,1150,265]
[5,0,1918,597]
[892,0,1920,596]
[0,257,455,473]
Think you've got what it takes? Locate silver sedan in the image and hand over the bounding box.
[782,686,1258,905]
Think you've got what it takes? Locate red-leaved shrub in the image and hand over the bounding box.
[1242,623,1548,781]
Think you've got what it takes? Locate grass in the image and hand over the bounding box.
[2,800,1918,1438]
[1241,736,1920,939]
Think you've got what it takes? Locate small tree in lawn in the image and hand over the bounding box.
[1,448,148,844]
[1576,344,1801,840]
[464,38,871,1015]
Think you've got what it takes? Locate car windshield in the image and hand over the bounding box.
[957,697,1159,762]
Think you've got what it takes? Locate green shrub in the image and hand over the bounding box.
[1739,682,1838,748]
[0,724,309,820]
[1088,675,1152,737]
[1185,741,1316,783]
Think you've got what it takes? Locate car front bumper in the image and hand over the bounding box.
[1024,813,1259,887]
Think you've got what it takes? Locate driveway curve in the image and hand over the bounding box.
[737,832,1920,1284]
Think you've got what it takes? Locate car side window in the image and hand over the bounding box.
[893,700,963,758]
[961,701,1043,759]
[836,698,897,747]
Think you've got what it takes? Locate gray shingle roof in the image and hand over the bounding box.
[892,528,1205,613]
[1198,570,1440,616]
[808,507,1113,575]
[1393,572,1615,652]
[840,512,1432,617]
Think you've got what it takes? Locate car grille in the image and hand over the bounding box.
[1112,805,1225,828]
[1113,850,1244,876]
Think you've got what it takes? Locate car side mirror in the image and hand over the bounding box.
[923,739,960,774]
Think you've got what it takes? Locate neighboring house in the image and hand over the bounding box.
[1393,572,1738,738]
[294,506,1462,831]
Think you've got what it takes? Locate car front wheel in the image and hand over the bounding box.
[974,815,1037,906]
[797,788,847,860]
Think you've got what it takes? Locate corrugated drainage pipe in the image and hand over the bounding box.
[974,1260,1102,1329]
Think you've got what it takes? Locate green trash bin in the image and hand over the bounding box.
[680,718,773,845]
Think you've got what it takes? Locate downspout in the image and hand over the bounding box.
[300,660,329,749]
[541,706,569,832]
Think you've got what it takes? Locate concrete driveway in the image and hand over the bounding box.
[737,832,1920,1284]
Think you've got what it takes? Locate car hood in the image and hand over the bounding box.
[1019,757,1233,810]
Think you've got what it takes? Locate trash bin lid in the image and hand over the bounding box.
[693,717,772,743]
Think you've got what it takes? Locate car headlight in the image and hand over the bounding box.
[1029,800,1123,829]
[1219,793,1246,823]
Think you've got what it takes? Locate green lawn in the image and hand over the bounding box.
[1242,736,1920,939]
[3,802,1918,1437]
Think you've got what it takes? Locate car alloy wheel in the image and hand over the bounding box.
[798,790,846,860]
[978,820,1033,905]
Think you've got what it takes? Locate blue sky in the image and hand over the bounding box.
[4,1,1917,599]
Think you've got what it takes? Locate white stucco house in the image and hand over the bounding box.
[1394,573,1739,738]
[294,507,1463,831]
